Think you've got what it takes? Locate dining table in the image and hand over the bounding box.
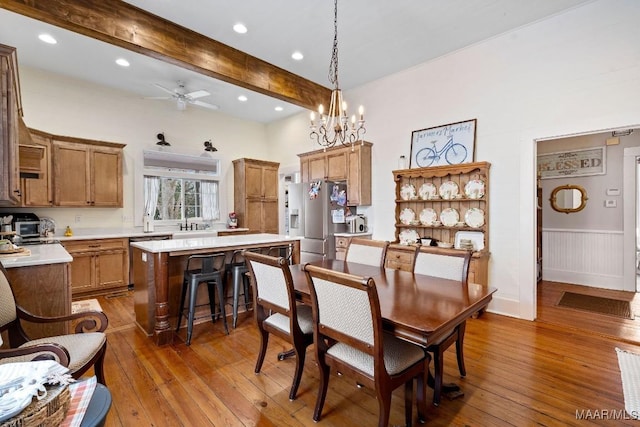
[288,259,497,402]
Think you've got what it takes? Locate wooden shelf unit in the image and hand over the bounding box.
[392,161,491,285]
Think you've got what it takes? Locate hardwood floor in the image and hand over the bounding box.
[89,289,640,426]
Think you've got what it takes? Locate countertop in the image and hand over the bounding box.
[130,233,301,254]
[0,244,72,268]
[333,232,373,237]
[50,227,249,241]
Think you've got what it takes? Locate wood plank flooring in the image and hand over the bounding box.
[88,288,640,426]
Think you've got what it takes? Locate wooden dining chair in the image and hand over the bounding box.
[244,251,314,400]
[304,264,429,427]
[344,238,389,267]
[413,246,471,406]
[0,264,109,384]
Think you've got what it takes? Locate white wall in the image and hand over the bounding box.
[266,0,640,319]
[17,67,271,229]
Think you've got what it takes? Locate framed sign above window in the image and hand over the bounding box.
[537,147,606,179]
[410,119,476,168]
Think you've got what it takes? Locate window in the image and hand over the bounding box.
[144,175,219,223]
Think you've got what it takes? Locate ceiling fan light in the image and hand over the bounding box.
[176,98,187,111]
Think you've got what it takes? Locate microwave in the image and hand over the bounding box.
[14,221,41,238]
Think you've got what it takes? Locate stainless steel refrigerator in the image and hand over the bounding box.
[300,180,348,262]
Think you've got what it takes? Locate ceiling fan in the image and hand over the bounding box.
[148,81,219,111]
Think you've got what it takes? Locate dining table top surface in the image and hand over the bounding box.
[289,259,496,346]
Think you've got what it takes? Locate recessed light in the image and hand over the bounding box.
[233,23,248,34]
[38,34,57,44]
[238,95,248,102]
[115,58,130,67]
[291,51,304,61]
[274,106,283,112]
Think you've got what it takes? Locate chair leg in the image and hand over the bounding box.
[404,379,414,427]
[216,278,229,335]
[456,322,467,377]
[186,279,199,345]
[243,274,251,311]
[376,388,392,427]
[313,358,330,422]
[206,281,217,323]
[288,345,306,400]
[232,269,242,328]
[94,344,107,386]
[416,370,428,424]
[254,326,269,373]
[176,278,188,332]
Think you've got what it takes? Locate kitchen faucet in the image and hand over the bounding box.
[179,217,195,231]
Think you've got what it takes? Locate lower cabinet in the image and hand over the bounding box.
[335,234,372,260]
[63,238,129,296]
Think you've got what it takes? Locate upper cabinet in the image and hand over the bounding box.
[20,129,53,206]
[0,44,22,206]
[298,141,372,206]
[53,138,125,207]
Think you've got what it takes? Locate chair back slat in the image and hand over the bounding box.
[186,253,226,274]
[413,248,471,284]
[345,239,389,267]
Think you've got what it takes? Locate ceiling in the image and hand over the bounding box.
[0,0,592,123]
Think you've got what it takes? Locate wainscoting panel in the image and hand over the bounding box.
[542,228,624,290]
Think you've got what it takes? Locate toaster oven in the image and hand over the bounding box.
[14,221,41,238]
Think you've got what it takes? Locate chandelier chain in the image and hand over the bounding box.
[328,0,339,88]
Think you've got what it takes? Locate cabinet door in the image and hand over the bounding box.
[53,141,90,206]
[327,151,347,180]
[347,144,372,206]
[96,249,127,288]
[262,166,279,199]
[308,155,326,180]
[246,199,264,232]
[68,251,95,293]
[0,54,21,206]
[262,200,279,234]
[91,147,123,207]
[245,163,264,198]
[21,133,53,206]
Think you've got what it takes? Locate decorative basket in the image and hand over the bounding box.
[0,385,70,427]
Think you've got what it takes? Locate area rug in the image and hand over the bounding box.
[557,292,634,320]
[616,348,640,419]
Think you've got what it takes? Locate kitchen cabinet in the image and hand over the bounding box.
[20,129,53,206]
[392,161,491,286]
[335,233,372,260]
[233,158,279,233]
[298,141,372,206]
[53,138,125,207]
[0,44,21,206]
[62,238,129,296]
[4,262,71,338]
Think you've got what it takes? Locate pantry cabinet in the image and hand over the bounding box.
[234,158,280,233]
[53,138,125,207]
[298,141,372,206]
[63,238,129,296]
[0,44,21,206]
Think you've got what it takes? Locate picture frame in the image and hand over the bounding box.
[409,119,477,168]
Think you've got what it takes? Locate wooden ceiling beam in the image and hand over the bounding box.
[0,0,331,111]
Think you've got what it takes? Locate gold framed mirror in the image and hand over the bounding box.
[549,184,588,214]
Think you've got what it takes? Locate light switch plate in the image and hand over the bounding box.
[605,200,617,208]
[606,188,620,196]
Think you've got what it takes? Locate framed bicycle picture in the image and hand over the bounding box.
[409,119,477,168]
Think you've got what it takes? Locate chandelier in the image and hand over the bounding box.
[309,0,366,149]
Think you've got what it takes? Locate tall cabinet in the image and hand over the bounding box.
[233,158,279,233]
[0,44,22,205]
[391,161,491,286]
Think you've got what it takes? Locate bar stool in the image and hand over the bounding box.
[225,250,253,328]
[177,253,229,345]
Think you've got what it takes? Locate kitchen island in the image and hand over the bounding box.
[130,233,301,345]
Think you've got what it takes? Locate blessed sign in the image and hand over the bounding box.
[537,147,606,179]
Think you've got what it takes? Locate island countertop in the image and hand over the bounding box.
[0,244,72,268]
[130,233,301,254]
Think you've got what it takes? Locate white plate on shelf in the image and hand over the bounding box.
[464,179,485,199]
[400,184,416,200]
[419,208,437,225]
[439,181,459,200]
[418,183,437,200]
[465,208,485,228]
[399,208,416,225]
[399,229,420,245]
[440,208,459,227]
[454,231,485,251]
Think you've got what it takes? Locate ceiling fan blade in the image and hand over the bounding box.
[153,83,178,96]
[185,90,210,99]
[191,100,219,110]
[145,96,172,100]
